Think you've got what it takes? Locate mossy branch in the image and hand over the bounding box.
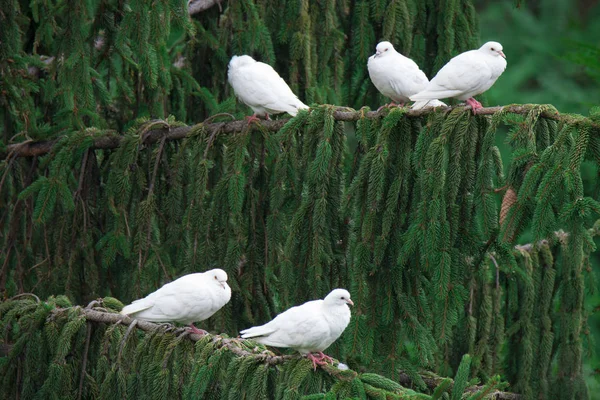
[1,104,592,160]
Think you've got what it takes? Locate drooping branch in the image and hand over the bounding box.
[1,104,592,160]
[396,372,522,400]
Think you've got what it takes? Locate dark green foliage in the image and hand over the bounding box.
[0,1,598,397]
[1,0,481,144]
[0,297,503,399]
[0,0,195,141]
[2,105,599,398]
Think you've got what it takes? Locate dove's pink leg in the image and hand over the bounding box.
[265,114,271,120]
[466,98,483,113]
[188,324,207,335]
[305,353,329,370]
[245,114,261,124]
[376,102,398,112]
[314,352,335,363]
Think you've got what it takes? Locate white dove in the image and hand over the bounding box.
[410,41,507,112]
[120,268,231,335]
[240,288,353,370]
[228,55,309,123]
[367,41,446,109]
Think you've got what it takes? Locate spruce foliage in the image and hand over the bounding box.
[2,0,599,398]
[2,105,599,398]
[0,296,510,399]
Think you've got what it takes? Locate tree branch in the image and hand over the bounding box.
[396,372,521,400]
[1,104,592,160]
[188,0,226,14]
[68,306,294,365]
[0,305,516,398]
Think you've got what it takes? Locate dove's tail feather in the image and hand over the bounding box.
[248,337,290,348]
[240,324,277,339]
[411,100,431,110]
[121,300,153,316]
[286,100,309,117]
[410,89,462,101]
[411,99,447,110]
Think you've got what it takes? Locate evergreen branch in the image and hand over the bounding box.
[2,104,594,160]
[64,306,296,366]
[0,303,522,399]
[396,371,521,400]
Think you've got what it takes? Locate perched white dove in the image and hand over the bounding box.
[240,289,353,369]
[228,55,309,123]
[120,269,231,335]
[410,41,507,112]
[367,41,446,109]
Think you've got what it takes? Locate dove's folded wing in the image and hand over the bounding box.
[240,300,330,349]
[237,63,307,116]
[411,52,492,100]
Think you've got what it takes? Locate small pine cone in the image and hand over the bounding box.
[500,187,517,227]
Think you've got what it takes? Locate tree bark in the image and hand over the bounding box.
[1,104,587,160]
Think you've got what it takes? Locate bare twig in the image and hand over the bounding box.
[77,322,93,400]
[188,0,226,14]
[118,319,138,360]
[2,104,587,160]
[73,149,90,200]
[8,293,41,303]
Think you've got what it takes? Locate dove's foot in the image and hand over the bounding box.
[188,324,208,335]
[156,322,176,331]
[466,98,483,113]
[315,351,335,364]
[245,114,261,124]
[306,353,329,370]
[376,102,400,112]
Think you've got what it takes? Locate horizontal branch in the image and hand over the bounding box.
[1,104,591,160]
[1,301,521,399]
[68,306,294,365]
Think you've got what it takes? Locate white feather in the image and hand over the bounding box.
[120,269,231,325]
[228,55,309,117]
[410,41,507,105]
[368,41,446,107]
[240,289,352,354]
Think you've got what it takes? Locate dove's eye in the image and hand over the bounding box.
[491,47,495,51]
[340,296,344,299]
[214,276,218,280]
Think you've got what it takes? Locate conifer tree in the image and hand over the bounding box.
[1,0,599,399]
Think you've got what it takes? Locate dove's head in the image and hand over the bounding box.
[228,55,256,70]
[324,289,354,307]
[480,41,505,59]
[206,268,229,289]
[374,41,395,58]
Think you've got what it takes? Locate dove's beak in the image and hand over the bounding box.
[375,51,381,57]
[219,282,226,289]
[498,50,506,59]
[346,299,354,306]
